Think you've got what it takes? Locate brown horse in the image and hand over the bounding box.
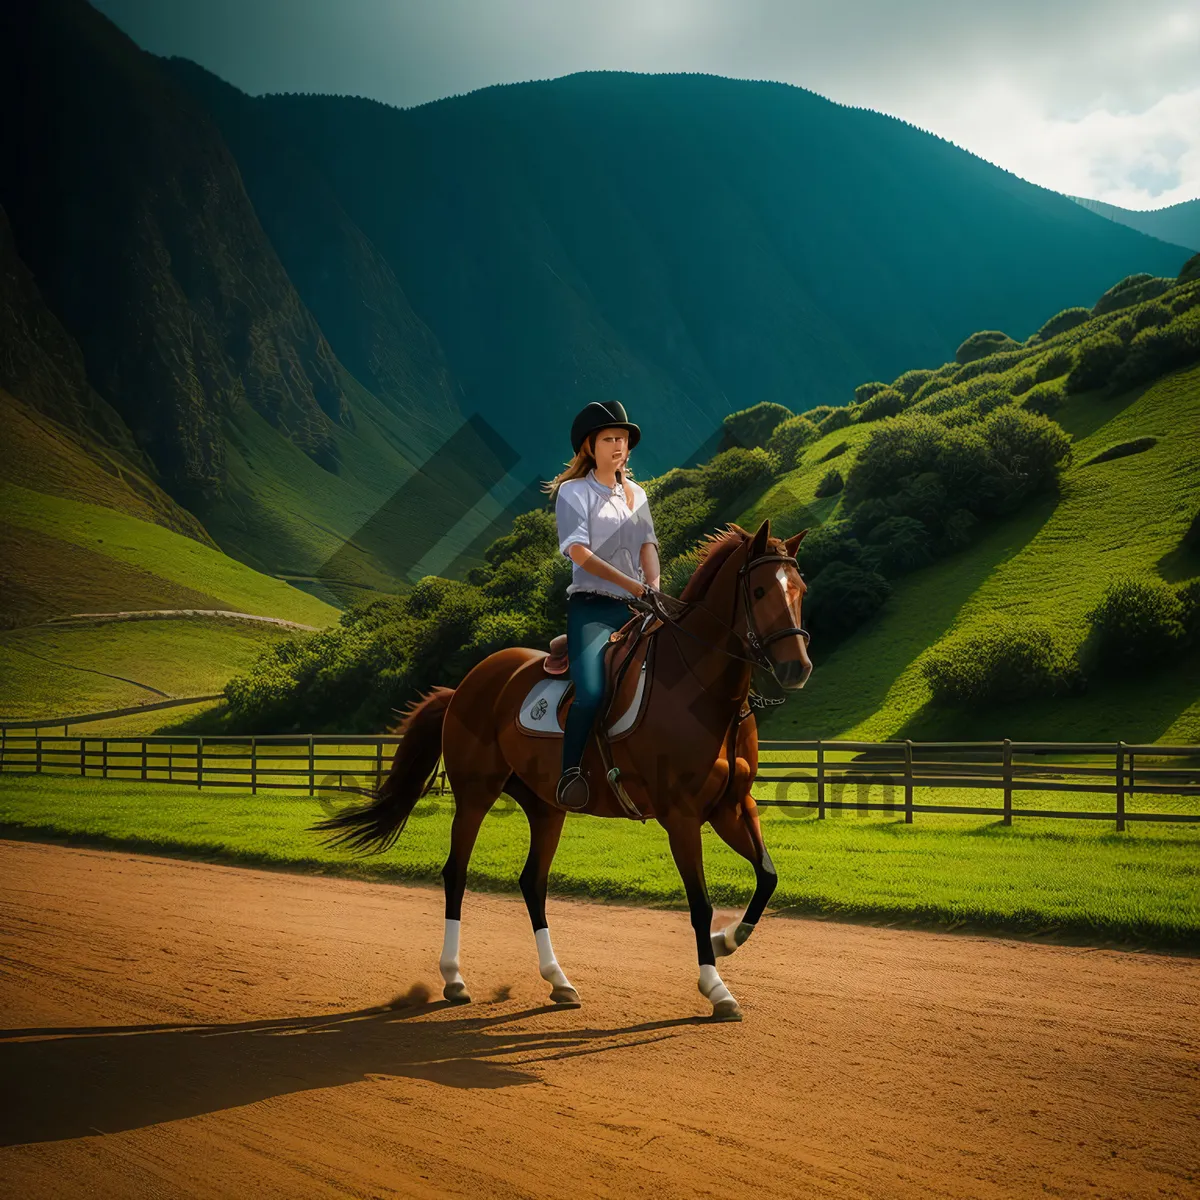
[314,519,811,1020]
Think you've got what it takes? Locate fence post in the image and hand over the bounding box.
[36,737,43,775]
[251,737,258,795]
[197,737,204,789]
[80,737,86,777]
[816,740,826,820]
[1002,739,1012,826]
[168,742,174,782]
[141,740,147,782]
[904,739,914,824]
[1116,741,1126,833]
[1128,749,1135,806]
[1,726,6,772]
[308,735,315,797]
[102,739,109,779]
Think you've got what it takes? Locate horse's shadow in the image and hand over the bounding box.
[0,1001,704,1146]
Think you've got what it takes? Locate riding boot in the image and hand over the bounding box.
[555,765,590,811]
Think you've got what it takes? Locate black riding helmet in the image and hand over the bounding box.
[570,400,641,455]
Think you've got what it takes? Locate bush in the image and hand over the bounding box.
[1009,371,1035,396]
[1034,347,1074,383]
[766,415,820,472]
[720,402,794,451]
[817,407,852,435]
[1092,274,1172,316]
[702,446,776,503]
[1022,380,1065,417]
[856,386,906,422]
[892,368,934,398]
[815,468,844,498]
[854,381,890,405]
[1133,301,1172,333]
[952,349,1028,383]
[1109,307,1200,390]
[796,521,862,576]
[1035,307,1091,341]
[921,619,1081,708]
[1180,253,1200,284]
[644,465,704,503]
[955,330,1020,364]
[860,515,934,576]
[1084,577,1188,673]
[653,485,718,562]
[1065,334,1126,392]
[804,562,891,641]
[979,406,1072,508]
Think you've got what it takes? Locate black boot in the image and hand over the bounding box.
[555,766,590,811]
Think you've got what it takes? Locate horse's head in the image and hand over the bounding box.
[739,519,813,690]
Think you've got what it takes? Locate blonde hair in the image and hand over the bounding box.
[541,429,636,504]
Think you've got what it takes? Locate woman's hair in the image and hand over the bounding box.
[541,429,635,503]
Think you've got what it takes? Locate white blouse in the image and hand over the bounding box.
[556,470,659,598]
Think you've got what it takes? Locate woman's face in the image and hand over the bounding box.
[592,427,629,470]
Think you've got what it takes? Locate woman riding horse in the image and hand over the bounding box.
[313,401,813,1020]
[548,400,661,812]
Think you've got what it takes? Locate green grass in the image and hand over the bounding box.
[1,482,339,628]
[0,618,300,719]
[1,773,1196,948]
[751,363,1200,743]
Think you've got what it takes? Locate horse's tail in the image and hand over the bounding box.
[310,686,455,855]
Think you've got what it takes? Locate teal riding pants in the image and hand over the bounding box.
[561,591,635,772]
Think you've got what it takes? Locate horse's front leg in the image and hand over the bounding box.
[663,813,742,1021]
[707,792,777,959]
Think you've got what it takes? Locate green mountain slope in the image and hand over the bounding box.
[171,68,1192,483]
[1071,197,1200,254]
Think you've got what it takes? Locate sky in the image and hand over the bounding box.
[92,0,1200,211]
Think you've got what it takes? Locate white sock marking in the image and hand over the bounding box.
[535,926,573,991]
[439,917,464,986]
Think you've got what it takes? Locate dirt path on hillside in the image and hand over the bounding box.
[1,841,1196,1199]
[40,610,318,631]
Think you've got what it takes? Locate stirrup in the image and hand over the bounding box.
[556,767,589,811]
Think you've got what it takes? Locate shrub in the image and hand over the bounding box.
[860,515,934,576]
[766,415,820,472]
[1179,252,1200,284]
[653,485,718,562]
[921,619,1081,707]
[1109,307,1200,390]
[800,405,836,423]
[979,406,1072,508]
[1035,307,1091,341]
[857,386,906,422]
[805,562,891,641]
[1092,273,1172,316]
[892,368,934,398]
[953,349,1028,383]
[1009,371,1035,396]
[1084,577,1188,673]
[815,468,844,498]
[910,373,955,405]
[1033,347,1074,383]
[644,465,704,503]
[720,402,794,451]
[854,381,890,404]
[1133,301,1172,333]
[702,446,776,503]
[797,521,861,577]
[955,330,1020,364]
[1065,334,1126,392]
[1022,380,1065,417]
[817,407,852,435]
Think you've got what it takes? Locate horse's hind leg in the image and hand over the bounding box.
[707,795,777,959]
[508,775,579,1006]
[439,772,504,1003]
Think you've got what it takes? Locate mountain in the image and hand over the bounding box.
[1070,197,1200,254]
[167,65,1192,482]
[0,0,472,597]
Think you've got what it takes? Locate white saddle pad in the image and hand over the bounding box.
[517,659,648,737]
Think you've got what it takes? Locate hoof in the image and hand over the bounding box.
[710,997,743,1021]
[550,986,581,1006]
[443,981,472,1004]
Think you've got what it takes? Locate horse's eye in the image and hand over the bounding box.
[753,586,765,599]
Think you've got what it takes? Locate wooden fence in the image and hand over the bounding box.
[1,732,1198,830]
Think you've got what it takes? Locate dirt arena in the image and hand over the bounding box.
[1,840,1196,1199]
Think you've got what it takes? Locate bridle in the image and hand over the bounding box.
[634,544,810,692]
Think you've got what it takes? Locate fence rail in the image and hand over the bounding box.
[0,733,1197,830]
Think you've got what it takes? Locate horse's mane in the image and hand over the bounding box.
[678,524,752,602]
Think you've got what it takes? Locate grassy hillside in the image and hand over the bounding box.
[0,618,297,719]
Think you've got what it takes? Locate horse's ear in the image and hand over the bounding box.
[785,528,809,557]
[749,518,771,557]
